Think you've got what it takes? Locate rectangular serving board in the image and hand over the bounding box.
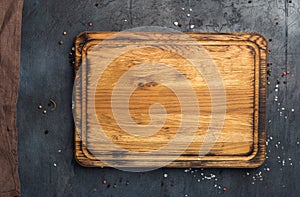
[73,32,267,168]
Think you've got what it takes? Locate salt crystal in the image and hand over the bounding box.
[53,163,57,167]
[187,13,191,17]
[164,173,168,178]
[190,25,195,29]
[291,109,295,112]
[174,21,179,26]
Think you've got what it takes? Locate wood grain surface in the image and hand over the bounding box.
[73,32,267,168]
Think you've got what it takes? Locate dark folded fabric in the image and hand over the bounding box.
[0,0,23,196]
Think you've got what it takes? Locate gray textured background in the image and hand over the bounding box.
[18,0,300,196]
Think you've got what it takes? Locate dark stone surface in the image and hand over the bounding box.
[18,0,300,196]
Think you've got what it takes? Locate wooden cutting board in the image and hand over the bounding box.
[73,32,267,168]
